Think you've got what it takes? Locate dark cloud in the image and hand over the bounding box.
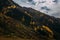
[40,1,46,3]
[28,0,36,5]
[31,2,36,5]
[41,6,51,11]
[28,0,32,2]
[38,1,46,3]
[53,0,58,3]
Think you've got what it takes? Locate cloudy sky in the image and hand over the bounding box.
[13,0,60,18]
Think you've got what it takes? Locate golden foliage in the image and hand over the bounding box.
[34,27,37,31]
[7,5,16,9]
[30,21,36,25]
[42,25,53,35]
[34,26,40,31]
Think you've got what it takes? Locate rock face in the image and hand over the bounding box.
[0,0,60,40]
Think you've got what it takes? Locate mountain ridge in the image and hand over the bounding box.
[0,0,60,40]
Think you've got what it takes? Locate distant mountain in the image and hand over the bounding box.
[52,13,60,18]
[0,0,60,40]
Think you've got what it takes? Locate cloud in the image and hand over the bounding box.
[41,6,51,11]
[13,0,60,18]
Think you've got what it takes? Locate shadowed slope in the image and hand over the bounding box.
[0,0,60,40]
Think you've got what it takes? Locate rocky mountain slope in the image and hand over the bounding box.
[0,0,60,40]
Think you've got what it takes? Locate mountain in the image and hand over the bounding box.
[52,13,60,18]
[0,0,60,40]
